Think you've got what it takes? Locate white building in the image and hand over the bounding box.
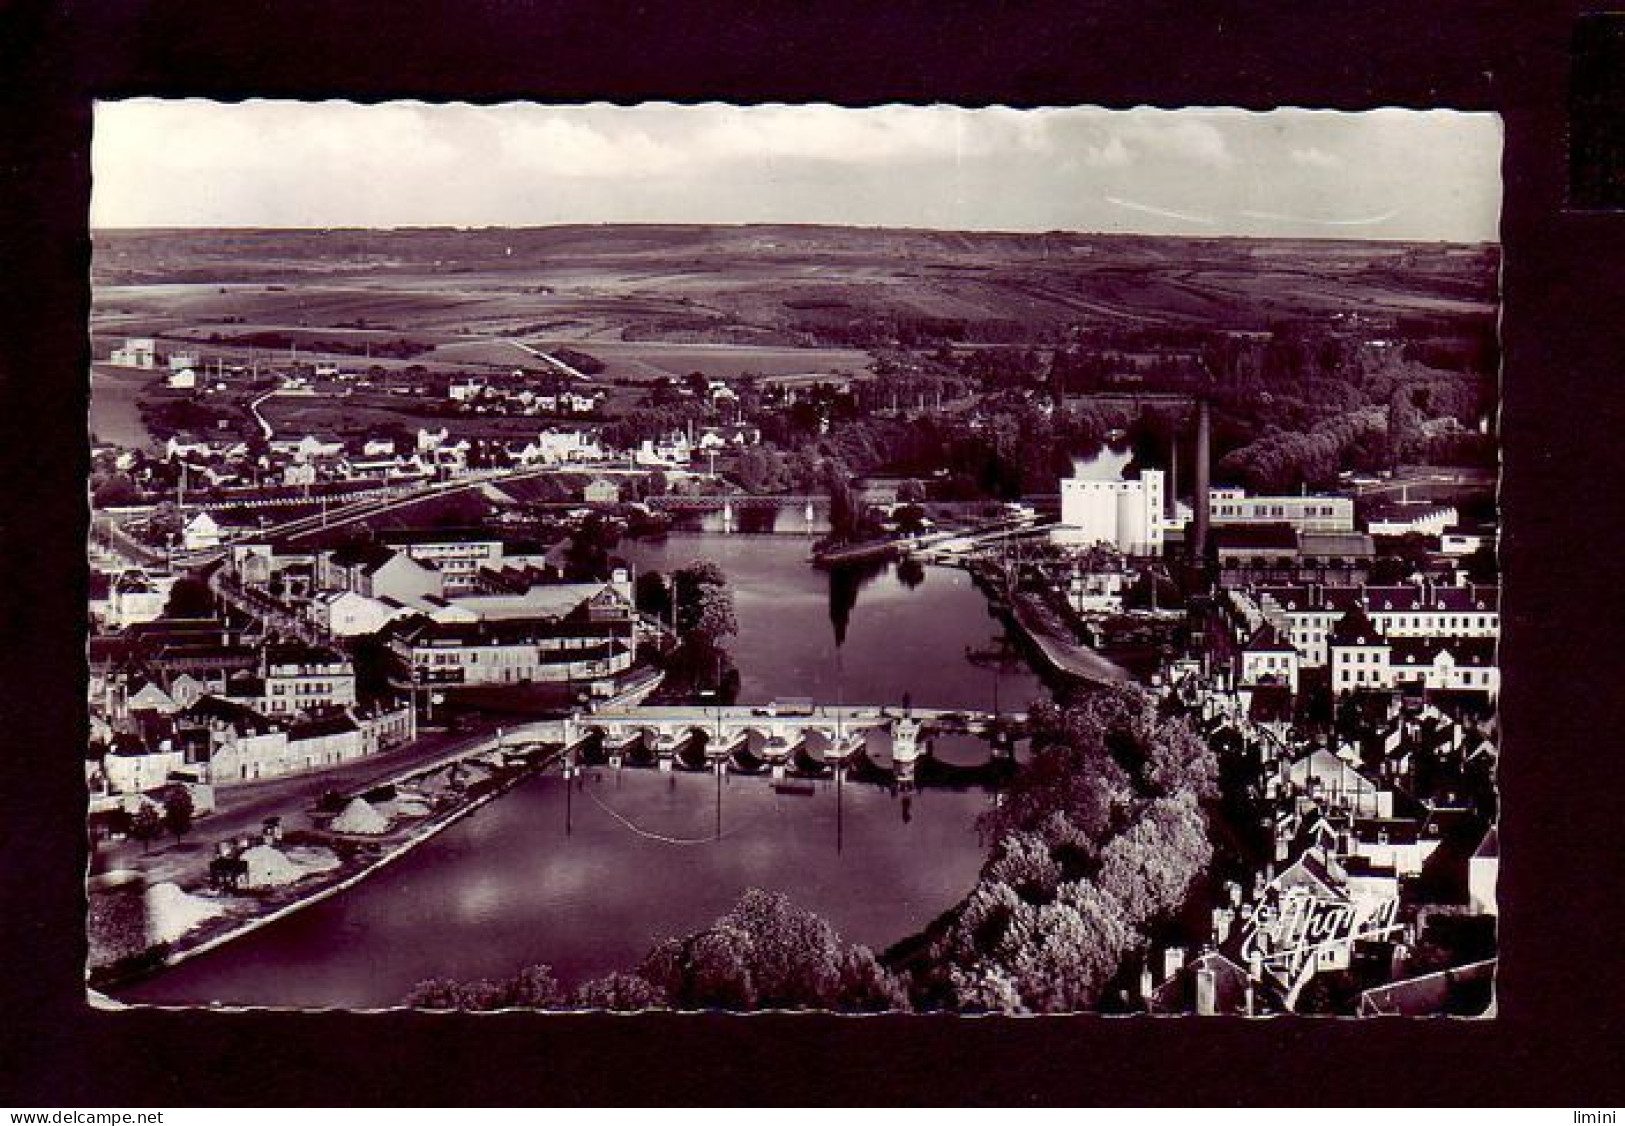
[1205,487,1355,533]
[182,512,222,551]
[636,433,694,467]
[110,338,158,369]
[260,644,358,717]
[1247,583,1499,667]
[103,739,185,796]
[1056,469,1164,555]
[166,368,197,390]
[1366,502,1460,538]
[1238,623,1300,693]
[106,570,176,628]
[378,531,503,593]
[310,590,410,638]
[517,429,605,466]
[386,583,636,686]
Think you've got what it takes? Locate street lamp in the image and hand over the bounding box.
[563,744,578,836]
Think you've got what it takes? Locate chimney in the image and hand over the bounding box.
[1168,436,1179,520]
[1196,965,1218,1016]
[1193,399,1211,562]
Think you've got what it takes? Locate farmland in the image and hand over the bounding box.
[89,224,1498,451]
[92,225,1498,355]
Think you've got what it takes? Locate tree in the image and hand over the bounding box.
[130,803,162,853]
[403,964,564,1010]
[672,560,733,640]
[836,945,912,1012]
[572,972,666,1011]
[632,889,892,1012]
[563,514,619,581]
[91,473,141,509]
[147,502,184,546]
[689,584,738,645]
[504,963,566,1008]
[164,576,215,619]
[634,570,672,622]
[718,888,844,1008]
[1386,386,1425,467]
[161,785,194,843]
[892,503,928,536]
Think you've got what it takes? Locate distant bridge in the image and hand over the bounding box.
[645,494,829,513]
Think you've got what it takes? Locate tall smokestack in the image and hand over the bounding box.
[1193,398,1211,561]
[1168,432,1179,521]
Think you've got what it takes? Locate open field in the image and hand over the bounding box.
[89,365,164,448]
[90,225,1498,447]
[528,339,874,382]
[92,226,1499,353]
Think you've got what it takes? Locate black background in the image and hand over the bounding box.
[2,0,1621,1107]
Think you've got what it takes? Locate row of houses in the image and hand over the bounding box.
[89,693,414,794]
[94,633,359,722]
[1146,670,1498,1015]
[227,531,642,687]
[1224,579,1500,700]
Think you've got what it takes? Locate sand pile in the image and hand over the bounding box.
[144,882,228,944]
[240,844,306,888]
[330,796,390,835]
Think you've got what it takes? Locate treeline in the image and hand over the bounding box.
[788,312,1036,349]
[731,398,1144,503]
[897,684,1218,1013]
[404,888,910,1013]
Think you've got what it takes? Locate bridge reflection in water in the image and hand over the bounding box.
[561,704,1021,788]
[523,705,1024,852]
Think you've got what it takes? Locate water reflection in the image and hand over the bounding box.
[619,534,1046,711]
[827,556,888,648]
[117,766,998,1008]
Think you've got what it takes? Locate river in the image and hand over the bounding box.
[114,532,1056,1008]
[117,766,998,1008]
[619,533,1047,712]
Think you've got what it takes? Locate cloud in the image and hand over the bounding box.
[1119,114,1235,167]
[1105,195,1215,225]
[1081,136,1133,168]
[1290,146,1343,169]
[89,100,1500,240]
[1241,207,1402,227]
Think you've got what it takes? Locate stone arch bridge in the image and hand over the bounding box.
[532,704,1024,787]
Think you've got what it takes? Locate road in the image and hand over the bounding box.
[89,719,518,883]
[508,340,590,381]
[247,389,279,439]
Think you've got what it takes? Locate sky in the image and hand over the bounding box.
[91,101,1503,241]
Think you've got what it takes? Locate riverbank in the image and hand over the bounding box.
[89,731,567,1000]
[966,561,1131,688]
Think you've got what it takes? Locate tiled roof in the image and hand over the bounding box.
[1389,636,1498,667]
[325,541,397,572]
[1357,958,1496,1017]
[1243,623,1296,652]
[182,693,272,731]
[1213,523,1299,551]
[1330,608,1384,647]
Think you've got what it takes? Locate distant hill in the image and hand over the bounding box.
[90,223,1499,348]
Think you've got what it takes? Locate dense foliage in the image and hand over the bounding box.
[902,683,1218,1013]
[404,889,910,1013]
